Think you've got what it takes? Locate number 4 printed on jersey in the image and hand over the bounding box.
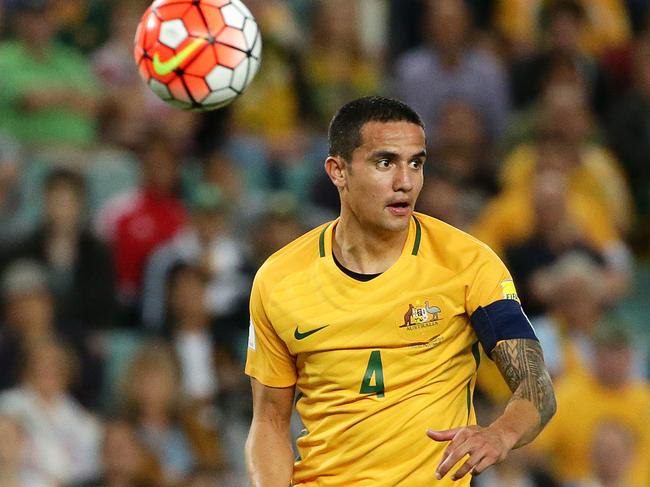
[360,350,385,398]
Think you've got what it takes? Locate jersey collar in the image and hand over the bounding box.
[318,215,422,286]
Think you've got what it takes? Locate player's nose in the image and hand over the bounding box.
[393,164,415,192]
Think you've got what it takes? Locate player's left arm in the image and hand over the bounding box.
[429,337,556,481]
[430,247,557,481]
[491,338,557,442]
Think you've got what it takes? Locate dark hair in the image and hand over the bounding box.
[168,261,210,289]
[543,0,586,28]
[162,261,210,336]
[328,96,425,161]
[44,167,86,198]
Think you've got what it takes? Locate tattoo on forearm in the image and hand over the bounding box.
[492,339,557,428]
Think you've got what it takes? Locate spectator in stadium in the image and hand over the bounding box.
[73,417,164,487]
[0,259,105,407]
[504,166,626,318]
[500,82,634,235]
[429,100,498,199]
[163,263,220,404]
[534,255,605,378]
[501,0,630,71]
[0,260,55,391]
[95,130,187,323]
[89,1,188,223]
[141,183,247,331]
[393,0,510,144]
[228,0,304,141]
[504,55,600,155]
[500,0,610,114]
[93,0,201,157]
[530,255,644,380]
[224,132,324,219]
[523,83,631,230]
[120,341,223,485]
[0,339,102,486]
[472,164,624,265]
[0,414,49,487]
[0,0,99,150]
[608,33,650,248]
[534,324,650,487]
[161,262,254,475]
[4,168,116,331]
[303,0,381,129]
[221,0,322,209]
[92,0,156,150]
[574,421,639,487]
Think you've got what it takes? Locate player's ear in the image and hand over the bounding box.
[325,156,347,189]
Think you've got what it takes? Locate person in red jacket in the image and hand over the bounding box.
[95,131,186,323]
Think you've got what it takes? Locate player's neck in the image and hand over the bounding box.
[332,217,408,274]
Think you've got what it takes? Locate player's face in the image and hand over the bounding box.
[343,121,426,233]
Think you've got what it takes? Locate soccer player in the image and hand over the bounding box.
[245,96,556,486]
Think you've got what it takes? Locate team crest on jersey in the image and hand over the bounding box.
[399,301,442,330]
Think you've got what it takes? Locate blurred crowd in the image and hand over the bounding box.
[0,0,649,486]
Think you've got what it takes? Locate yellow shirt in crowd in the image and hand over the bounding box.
[535,372,650,486]
[471,188,618,257]
[495,0,632,57]
[500,143,634,234]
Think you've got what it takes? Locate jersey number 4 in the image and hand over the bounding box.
[360,350,385,398]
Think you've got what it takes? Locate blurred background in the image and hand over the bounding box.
[0,0,649,486]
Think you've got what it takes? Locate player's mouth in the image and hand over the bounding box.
[386,201,411,216]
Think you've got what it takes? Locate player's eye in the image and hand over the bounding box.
[409,159,423,169]
[376,159,391,169]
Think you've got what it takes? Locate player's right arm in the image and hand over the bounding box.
[246,378,295,487]
[245,267,298,486]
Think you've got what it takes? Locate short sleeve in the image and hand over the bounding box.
[245,272,297,388]
[465,247,519,315]
[466,246,537,355]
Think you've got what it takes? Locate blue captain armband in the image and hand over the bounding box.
[470,300,538,356]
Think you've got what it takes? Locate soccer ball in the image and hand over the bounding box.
[134,0,262,111]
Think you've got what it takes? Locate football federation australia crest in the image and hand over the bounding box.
[400,301,442,329]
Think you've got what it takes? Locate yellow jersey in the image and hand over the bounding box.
[246,213,526,486]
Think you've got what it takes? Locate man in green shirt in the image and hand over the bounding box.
[0,0,99,149]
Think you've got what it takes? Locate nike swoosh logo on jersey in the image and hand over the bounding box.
[294,325,328,340]
[153,37,206,76]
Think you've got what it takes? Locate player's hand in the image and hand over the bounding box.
[427,425,514,481]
